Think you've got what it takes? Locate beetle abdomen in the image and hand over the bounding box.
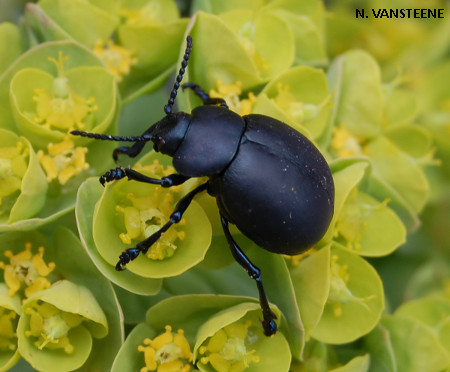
[212,115,334,255]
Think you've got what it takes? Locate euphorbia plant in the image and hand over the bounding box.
[0,0,447,371]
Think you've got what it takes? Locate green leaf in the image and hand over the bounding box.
[51,227,123,372]
[289,245,331,339]
[29,0,119,47]
[117,18,188,101]
[366,136,429,214]
[118,22,186,71]
[0,129,47,226]
[76,177,162,295]
[195,193,235,270]
[0,284,21,372]
[120,0,180,23]
[261,65,330,139]
[385,125,432,159]
[0,23,24,76]
[395,295,450,361]
[267,8,327,66]
[290,338,330,371]
[365,315,449,372]
[145,294,263,339]
[219,9,294,81]
[194,302,292,372]
[265,0,325,33]
[418,60,450,112]
[161,247,303,358]
[245,245,304,359]
[24,3,74,45]
[191,0,266,14]
[322,159,369,243]
[25,280,108,338]
[0,40,114,135]
[0,228,123,371]
[383,88,418,127]
[368,175,421,232]
[363,322,396,372]
[329,354,370,372]
[120,63,175,105]
[0,40,120,229]
[328,50,383,138]
[17,314,93,372]
[182,12,263,93]
[0,284,22,315]
[92,152,212,279]
[250,93,309,137]
[309,245,384,344]
[334,191,406,257]
[10,65,117,148]
[404,259,450,301]
[111,323,156,372]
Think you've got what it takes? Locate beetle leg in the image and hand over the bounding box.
[112,127,155,161]
[220,215,278,336]
[70,129,153,162]
[182,82,229,109]
[99,167,190,187]
[112,143,145,162]
[116,182,208,270]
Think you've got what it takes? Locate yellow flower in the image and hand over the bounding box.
[331,124,363,158]
[138,325,193,372]
[0,140,28,208]
[93,39,138,82]
[199,321,260,372]
[24,301,83,354]
[37,136,89,185]
[120,2,163,26]
[115,160,186,260]
[32,52,98,132]
[335,189,390,252]
[327,254,375,317]
[237,21,270,76]
[0,243,55,299]
[270,83,328,125]
[209,80,257,116]
[284,248,317,267]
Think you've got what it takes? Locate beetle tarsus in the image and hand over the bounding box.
[182,82,229,108]
[116,248,141,271]
[99,166,192,188]
[262,317,278,337]
[99,166,127,186]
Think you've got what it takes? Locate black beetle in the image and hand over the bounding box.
[72,35,334,336]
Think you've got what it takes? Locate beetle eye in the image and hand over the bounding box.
[156,137,166,152]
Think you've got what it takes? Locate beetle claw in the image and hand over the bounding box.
[262,317,278,336]
[99,166,126,186]
[116,247,141,271]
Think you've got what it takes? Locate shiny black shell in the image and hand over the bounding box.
[172,106,334,255]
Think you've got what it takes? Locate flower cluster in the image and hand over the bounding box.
[0,0,448,371]
[0,231,112,371]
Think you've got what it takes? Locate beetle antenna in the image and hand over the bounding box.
[164,35,193,115]
[71,130,153,142]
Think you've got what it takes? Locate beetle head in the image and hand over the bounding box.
[149,112,191,156]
